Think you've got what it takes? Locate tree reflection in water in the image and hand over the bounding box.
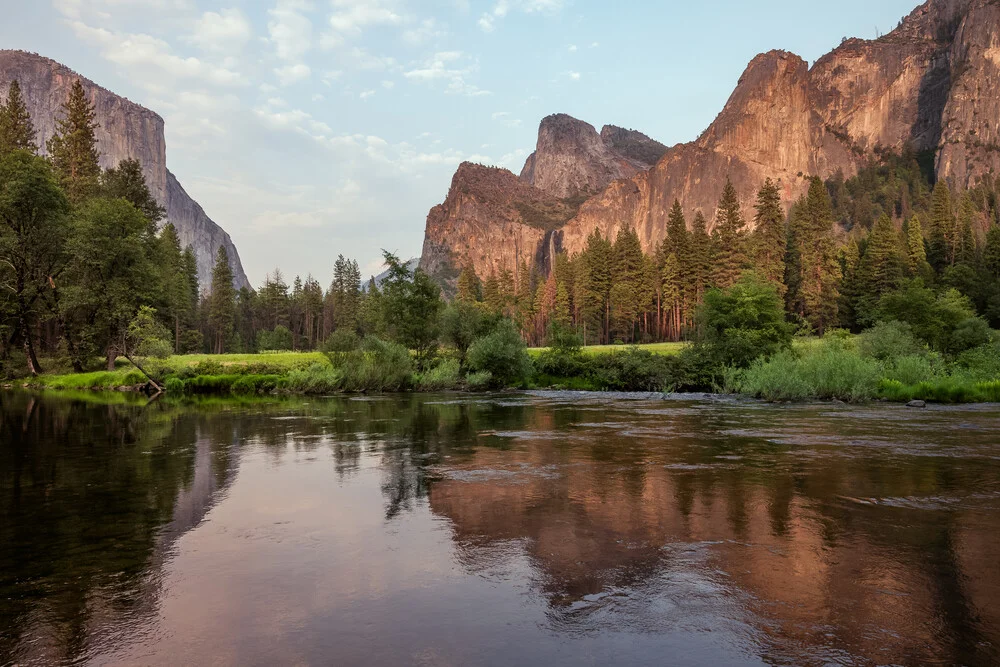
[1,391,998,666]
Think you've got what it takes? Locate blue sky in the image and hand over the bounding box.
[3,0,919,286]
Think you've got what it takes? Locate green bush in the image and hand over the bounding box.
[164,377,185,394]
[231,374,281,395]
[949,317,992,355]
[419,358,462,390]
[859,321,926,362]
[956,341,1000,381]
[884,354,941,386]
[696,273,793,368]
[877,285,980,353]
[138,337,173,359]
[736,339,882,402]
[257,326,294,352]
[333,336,414,392]
[284,363,343,394]
[467,320,532,389]
[588,348,677,392]
[322,328,360,353]
[466,370,493,391]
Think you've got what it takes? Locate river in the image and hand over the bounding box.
[1,391,998,666]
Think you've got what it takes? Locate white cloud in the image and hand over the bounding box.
[568,71,581,80]
[491,111,521,128]
[402,18,444,45]
[567,44,577,52]
[477,0,563,32]
[267,0,313,61]
[70,21,245,87]
[254,105,332,137]
[274,63,312,85]
[381,80,395,89]
[404,51,490,96]
[187,8,252,54]
[328,0,402,33]
[359,89,376,100]
[312,93,326,101]
[590,41,599,48]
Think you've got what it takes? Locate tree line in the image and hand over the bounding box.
[452,151,1000,347]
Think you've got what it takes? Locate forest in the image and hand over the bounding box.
[2,77,999,400]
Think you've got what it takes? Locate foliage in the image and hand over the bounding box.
[284,363,343,394]
[379,251,442,368]
[877,284,985,354]
[858,320,927,361]
[330,335,414,392]
[466,319,532,388]
[695,273,792,368]
[258,325,294,352]
[418,358,462,391]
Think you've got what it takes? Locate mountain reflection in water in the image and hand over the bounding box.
[1,391,998,666]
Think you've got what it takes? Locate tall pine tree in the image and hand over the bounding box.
[711,179,748,289]
[208,246,236,354]
[0,80,37,154]
[47,80,101,204]
[750,178,786,295]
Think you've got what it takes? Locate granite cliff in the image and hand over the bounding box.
[421,0,997,282]
[0,50,250,290]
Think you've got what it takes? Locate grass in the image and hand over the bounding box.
[527,342,688,358]
[152,351,329,371]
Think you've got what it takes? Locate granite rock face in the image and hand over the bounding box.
[422,0,997,281]
[0,50,250,290]
[519,114,666,199]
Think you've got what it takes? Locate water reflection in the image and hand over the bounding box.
[1,391,998,665]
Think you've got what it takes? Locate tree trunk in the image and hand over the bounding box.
[107,346,117,371]
[18,311,43,376]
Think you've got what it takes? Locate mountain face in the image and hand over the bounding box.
[420,0,997,281]
[0,50,250,290]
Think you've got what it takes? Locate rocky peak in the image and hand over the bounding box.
[599,125,668,167]
[0,50,250,290]
[520,113,665,199]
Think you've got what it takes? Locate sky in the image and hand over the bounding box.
[2,0,920,286]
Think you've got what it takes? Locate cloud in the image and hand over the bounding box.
[402,18,445,45]
[70,21,245,87]
[254,105,332,137]
[359,89,376,100]
[267,0,313,61]
[187,8,252,54]
[568,71,581,80]
[274,63,312,85]
[477,0,564,32]
[328,0,402,33]
[491,111,521,128]
[567,44,577,52]
[404,51,490,96]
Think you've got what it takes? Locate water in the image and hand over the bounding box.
[2,390,999,666]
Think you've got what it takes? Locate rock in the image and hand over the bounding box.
[422,0,997,280]
[907,400,927,408]
[0,50,250,290]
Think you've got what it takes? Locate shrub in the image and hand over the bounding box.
[949,317,992,355]
[858,321,926,362]
[466,370,493,391]
[285,363,343,394]
[334,336,414,392]
[321,328,360,354]
[735,339,882,402]
[884,354,941,386]
[138,337,173,359]
[588,348,677,392]
[164,377,185,394]
[696,273,792,368]
[257,326,293,352]
[419,358,462,390]
[231,374,281,395]
[439,302,496,364]
[877,285,978,353]
[546,322,583,354]
[178,329,204,354]
[467,320,532,388]
[956,341,1000,381]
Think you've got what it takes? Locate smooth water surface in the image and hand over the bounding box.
[2,391,999,666]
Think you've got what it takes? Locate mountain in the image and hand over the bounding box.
[0,50,250,290]
[420,0,999,282]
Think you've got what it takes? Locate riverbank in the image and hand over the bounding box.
[9,335,1000,404]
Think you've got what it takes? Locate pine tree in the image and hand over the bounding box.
[456,264,482,303]
[837,236,862,330]
[47,80,101,204]
[904,215,928,275]
[552,252,573,327]
[956,193,977,266]
[102,159,165,227]
[0,80,37,154]
[482,272,502,315]
[580,229,613,344]
[794,178,840,334]
[609,227,645,342]
[855,214,904,325]
[158,223,190,352]
[209,246,236,354]
[711,179,748,288]
[750,178,786,295]
[660,252,682,340]
[688,211,713,305]
[928,181,954,271]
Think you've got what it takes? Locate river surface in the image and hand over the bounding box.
[1,391,999,666]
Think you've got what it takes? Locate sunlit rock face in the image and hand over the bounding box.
[0,50,250,290]
[422,0,994,281]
